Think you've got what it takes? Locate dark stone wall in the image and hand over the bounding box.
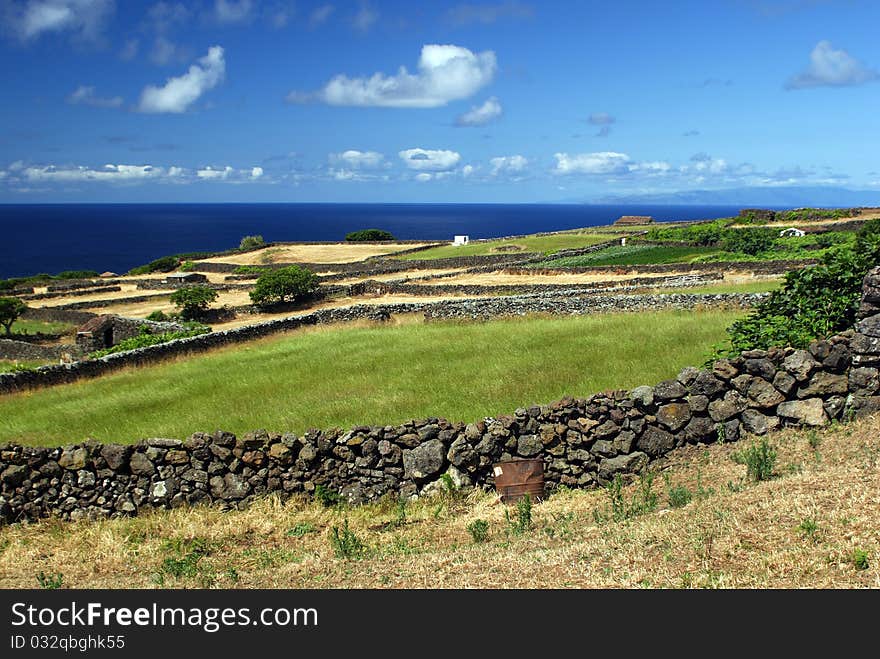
[3,267,880,524]
[0,326,875,524]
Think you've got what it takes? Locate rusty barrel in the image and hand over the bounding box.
[493,458,544,504]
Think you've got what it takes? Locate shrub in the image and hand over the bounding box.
[146,310,168,322]
[239,235,266,251]
[329,519,366,559]
[851,548,869,571]
[732,438,777,482]
[663,473,693,509]
[345,229,396,242]
[179,260,196,272]
[505,494,533,535]
[467,519,490,543]
[89,324,210,358]
[720,219,880,355]
[250,265,319,308]
[314,483,341,507]
[0,297,27,335]
[722,227,777,255]
[170,285,218,320]
[232,265,269,275]
[56,270,99,279]
[644,219,733,246]
[36,571,63,589]
[127,255,180,276]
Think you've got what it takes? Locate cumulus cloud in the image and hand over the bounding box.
[67,85,123,108]
[290,44,496,108]
[196,165,234,180]
[213,0,252,24]
[553,152,631,175]
[329,150,386,169]
[22,163,165,182]
[5,161,268,185]
[399,148,461,171]
[309,3,334,27]
[456,96,502,126]
[138,45,226,113]
[6,0,114,41]
[446,1,533,25]
[490,154,527,175]
[352,1,377,32]
[786,40,879,89]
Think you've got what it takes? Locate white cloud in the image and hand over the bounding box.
[147,1,190,32]
[352,2,377,32]
[786,40,879,89]
[553,152,631,175]
[447,2,533,25]
[462,164,475,177]
[490,154,527,175]
[196,165,234,180]
[213,0,252,24]
[67,85,123,108]
[414,173,433,182]
[456,96,502,126]
[399,148,461,171]
[588,112,615,125]
[291,44,497,108]
[23,163,165,183]
[150,35,181,66]
[330,150,386,169]
[138,45,226,113]
[629,161,672,175]
[309,3,334,27]
[6,162,269,185]
[9,0,114,41]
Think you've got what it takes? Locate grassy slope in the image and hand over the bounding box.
[0,310,741,446]
[539,245,717,267]
[8,319,76,335]
[395,233,621,260]
[1,414,877,588]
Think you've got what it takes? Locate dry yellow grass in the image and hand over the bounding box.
[332,268,467,285]
[426,270,685,286]
[2,415,878,589]
[203,243,437,266]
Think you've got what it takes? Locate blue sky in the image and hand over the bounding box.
[0,0,878,203]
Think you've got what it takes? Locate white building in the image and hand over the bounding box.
[453,235,469,246]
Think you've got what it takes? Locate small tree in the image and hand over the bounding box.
[239,235,266,251]
[169,286,218,320]
[250,265,319,308]
[345,229,396,242]
[0,297,27,335]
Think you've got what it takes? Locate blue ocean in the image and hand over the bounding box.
[0,203,746,279]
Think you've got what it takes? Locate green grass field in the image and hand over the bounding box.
[0,360,45,374]
[395,232,622,260]
[539,244,717,267]
[8,319,76,335]
[0,310,743,446]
